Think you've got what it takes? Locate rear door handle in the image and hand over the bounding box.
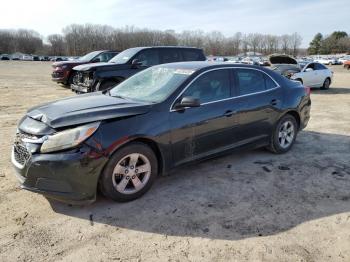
[224,110,237,117]
[270,99,278,106]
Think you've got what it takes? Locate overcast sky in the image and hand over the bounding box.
[1,0,349,47]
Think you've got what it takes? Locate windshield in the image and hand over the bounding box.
[109,48,140,64]
[109,66,194,103]
[78,51,101,62]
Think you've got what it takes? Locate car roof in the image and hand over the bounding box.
[126,46,203,52]
[99,50,119,53]
[157,61,291,86]
[158,61,269,71]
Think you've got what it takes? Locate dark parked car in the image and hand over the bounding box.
[51,50,118,86]
[12,62,311,204]
[1,54,10,60]
[71,46,206,93]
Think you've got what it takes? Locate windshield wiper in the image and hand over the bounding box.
[110,93,127,99]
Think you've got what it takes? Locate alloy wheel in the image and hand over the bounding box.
[278,120,295,149]
[112,153,151,194]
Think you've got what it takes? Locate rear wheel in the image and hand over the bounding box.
[100,143,158,202]
[267,114,298,154]
[321,78,330,90]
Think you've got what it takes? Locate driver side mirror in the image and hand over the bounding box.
[305,68,313,72]
[174,96,200,109]
[131,59,142,68]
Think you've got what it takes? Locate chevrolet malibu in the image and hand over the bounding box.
[12,62,311,204]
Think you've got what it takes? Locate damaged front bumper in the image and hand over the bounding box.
[71,83,89,93]
[71,71,95,93]
[51,70,69,83]
[11,144,108,204]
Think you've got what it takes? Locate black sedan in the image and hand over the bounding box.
[12,62,311,203]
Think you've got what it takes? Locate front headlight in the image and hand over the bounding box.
[40,122,100,153]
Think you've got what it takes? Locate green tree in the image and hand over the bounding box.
[320,31,349,54]
[308,33,323,55]
[330,31,348,40]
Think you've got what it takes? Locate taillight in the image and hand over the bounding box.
[305,86,311,95]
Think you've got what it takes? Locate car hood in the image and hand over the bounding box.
[73,61,128,71]
[73,62,114,71]
[52,60,87,67]
[269,54,298,65]
[23,92,152,130]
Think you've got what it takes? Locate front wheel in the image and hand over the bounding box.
[99,143,158,202]
[267,115,298,154]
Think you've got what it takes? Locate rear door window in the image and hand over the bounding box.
[235,69,266,95]
[314,63,327,70]
[160,49,182,64]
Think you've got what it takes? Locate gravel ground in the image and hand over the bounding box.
[0,61,349,262]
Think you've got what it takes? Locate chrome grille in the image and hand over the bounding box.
[12,132,34,167]
[13,143,31,166]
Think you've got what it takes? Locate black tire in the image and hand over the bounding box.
[267,114,298,154]
[98,80,119,91]
[62,73,75,88]
[99,142,158,202]
[67,72,75,86]
[321,78,330,90]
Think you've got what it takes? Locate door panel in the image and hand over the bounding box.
[302,63,318,86]
[233,69,282,144]
[234,88,282,143]
[169,69,239,165]
[192,101,240,157]
[169,101,239,165]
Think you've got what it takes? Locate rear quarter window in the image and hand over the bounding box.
[182,50,205,61]
[265,74,278,89]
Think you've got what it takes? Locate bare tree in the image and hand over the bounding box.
[1,24,307,57]
[290,32,302,57]
[47,34,65,55]
[246,33,261,54]
[0,30,15,53]
[279,34,291,54]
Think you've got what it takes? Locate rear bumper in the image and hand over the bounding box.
[299,97,311,130]
[11,145,108,204]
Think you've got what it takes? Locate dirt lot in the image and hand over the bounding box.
[0,61,349,262]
